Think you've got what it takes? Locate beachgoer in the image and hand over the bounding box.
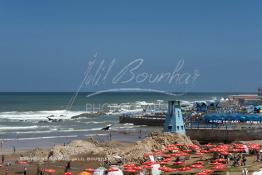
[2,155,4,164]
[236,154,241,166]
[5,168,8,175]
[65,161,71,172]
[241,155,247,166]
[36,164,40,175]
[47,151,54,161]
[109,132,112,141]
[256,151,260,162]
[138,129,142,139]
[13,146,16,153]
[23,167,27,175]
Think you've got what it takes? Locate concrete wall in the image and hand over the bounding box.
[186,128,262,143]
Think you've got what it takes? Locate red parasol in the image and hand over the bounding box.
[85,168,95,172]
[142,165,152,169]
[178,166,192,171]
[123,169,137,173]
[62,172,73,175]
[43,169,56,174]
[191,164,203,169]
[173,161,185,165]
[107,167,119,172]
[16,161,29,165]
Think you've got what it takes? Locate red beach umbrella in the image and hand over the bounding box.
[159,166,176,173]
[195,172,209,175]
[193,161,203,165]
[162,158,171,162]
[123,164,135,168]
[173,161,185,165]
[195,152,204,156]
[62,172,73,175]
[220,151,229,155]
[85,168,95,173]
[214,159,226,163]
[16,161,29,165]
[204,144,214,147]
[171,152,188,157]
[142,165,152,169]
[158,161,168,165]
[178,166,192,171]
[43,169,56,174]
[107,167,119,172]
[210,162,223,166]
[123,169,137,173]
[183,149,192,153]
[200,149,210,153]
[163,154,171,158]
[201,169,213,173]
[143,153,152,158]
[133,166,143,171]
[191,164,203,169]
[212,165,225,171]
[142,161,155,165]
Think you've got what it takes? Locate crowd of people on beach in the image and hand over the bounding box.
[1,141,261,175]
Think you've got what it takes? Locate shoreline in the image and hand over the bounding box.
[1,128,161,155]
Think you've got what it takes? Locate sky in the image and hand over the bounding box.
[0,0,261,92]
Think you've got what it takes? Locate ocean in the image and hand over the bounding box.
[0,92,243,151]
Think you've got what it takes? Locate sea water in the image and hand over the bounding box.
[0,92,239,151]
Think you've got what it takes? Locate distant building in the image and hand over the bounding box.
[258,87,262,98]
[229,88,262,105]
[229,94,259,105]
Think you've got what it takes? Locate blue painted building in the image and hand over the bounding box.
[164,100,186,134]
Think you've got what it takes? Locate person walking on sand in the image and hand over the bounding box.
[241,155,247,166]
[36,164,40,175]
[138,129,142,139]
[23,167,27,175]
[65,161,71,172]
[2,155,4,164]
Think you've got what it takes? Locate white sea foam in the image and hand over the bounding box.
[84,121,108,124]
[1,127,102,134]
[85,133,108,137]
[0,110,86,121]
[0,125,48,130]
[123,123,134,126]
[0,135,78,141]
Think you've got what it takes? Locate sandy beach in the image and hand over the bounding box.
[1,131,262,175]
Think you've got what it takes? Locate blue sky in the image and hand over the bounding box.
[0,1,261,92]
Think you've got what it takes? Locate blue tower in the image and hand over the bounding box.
[164,100,186,134]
